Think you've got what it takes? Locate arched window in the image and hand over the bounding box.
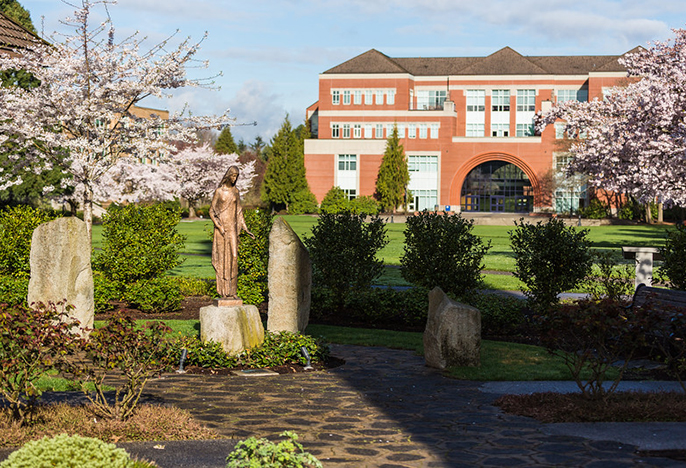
[461,161,533,212]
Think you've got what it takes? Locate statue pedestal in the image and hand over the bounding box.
[200,304,264,355]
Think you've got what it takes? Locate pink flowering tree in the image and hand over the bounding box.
[538,29,686,208]
[0,0,228,239]
[166,143,255,218]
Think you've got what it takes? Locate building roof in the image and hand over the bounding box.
[323,47,636,76]
[0,12,42,53]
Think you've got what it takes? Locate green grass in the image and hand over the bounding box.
[91,215,672,291]
[305,323,424,353]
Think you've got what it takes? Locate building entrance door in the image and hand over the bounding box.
[464,195,479,212]
[491,196,505,212]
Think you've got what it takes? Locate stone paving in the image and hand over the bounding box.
[129,344,685,467]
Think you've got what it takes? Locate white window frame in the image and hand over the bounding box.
[516,89,536,112]
[492,89,510,112]
[516,123,534,137]
[364,124,372,138]
[342,124,351,138]
[491,123,509,137]
[353,124,362,139]
[332,90,340,105]
[343,90,351,105]
[387,89,395,105]
[466,123,484,137]
[419,123,427,139]
[332,124,340,138]
[430,123,439,139]
[408,123,416,139]
[375,124,384,139]
[354,90,362,105]
[365,89,373,105]
[466,90,486,112]
[376,90,384,105]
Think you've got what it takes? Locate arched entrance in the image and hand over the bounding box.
[460,160,533,212]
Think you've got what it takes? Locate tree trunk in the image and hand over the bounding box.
[83,185,93,242]
[188,204,197,219]
[658,201,664,223]
[645,203,653,224]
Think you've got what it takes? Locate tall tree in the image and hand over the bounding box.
[0,0,228,239]
[215,125,238,155]
[375,125,410,213]
[261,115,315,212]
[0,0,35,33]
[539,30,686,208]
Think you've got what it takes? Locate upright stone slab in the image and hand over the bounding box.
[200,304,264,355]
[267,217,312,333]
[423,287,481,369]
[28,217,94,332]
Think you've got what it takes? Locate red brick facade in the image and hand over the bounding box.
[305,47,637,213]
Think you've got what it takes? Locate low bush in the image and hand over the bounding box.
[310,286,428,328]
[349,195,380,216]
[0,301,80,423]
[510,217,593,312]
[659,223,686,290]
[72,313,176,421]
[175,276,214,297]
[579,198,609,219]
[174,331,329,369]
[122,277,183,314]
[469,294,526,337]
[0,275,28,306]
[226,431,322,468]
[236,209,273,304]
[0,434,150,468]
[582,250,634,302]
[93,271,118,313]
[0,205,57,278]
[319,186,348,214]
[538,299,659,399]
[401,212,491,298]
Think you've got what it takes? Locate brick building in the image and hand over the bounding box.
[304,47,637,213]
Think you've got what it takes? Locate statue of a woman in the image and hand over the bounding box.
[210,166,254,299]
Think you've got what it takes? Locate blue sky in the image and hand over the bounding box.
[20,0,686,144]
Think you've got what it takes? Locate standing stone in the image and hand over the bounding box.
[267,217,311,333]
[200,304,264,355]
[424,287,481,369]
[28,217,94,332]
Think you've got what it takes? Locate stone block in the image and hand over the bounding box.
[200,304,264,355]
[28,217,94,333]
[423,287,481,369]
[267,217,312,333]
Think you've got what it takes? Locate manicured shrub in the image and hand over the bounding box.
[538,299,659,399]
[304,212,388,310]
[236,209,273,304]
[93,203,186,283]
[226,431,322,468]
[349,195,380,216]
[122,277,183,313]
[0,274,28,306]
[659,223,686,290]
[319,186,349,214]
[509,217,593,311]
[93,271,117,313]
[175,276,214,297]
[469,294,526,336]
[73,312,176,420]
[0,301,80,423]
[0,434,143,468]
[579,198,609,219]
[0,205,57,278]
[288,189,318,215]
[175,336,238,369]
[401,212,491,298]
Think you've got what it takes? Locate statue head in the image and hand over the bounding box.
[220,166,240,187]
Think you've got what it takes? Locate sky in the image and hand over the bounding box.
[18,0,686,145]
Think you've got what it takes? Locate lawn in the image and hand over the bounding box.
[91,215,671,291]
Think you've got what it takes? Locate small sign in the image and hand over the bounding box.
[445,205,451,212]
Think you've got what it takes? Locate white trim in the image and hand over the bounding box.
[319,110,451,117]
[452,136,542,143]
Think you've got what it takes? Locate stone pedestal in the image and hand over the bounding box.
[200,304,264,355]
[622,246,663,289]
[28,217,94,334]
[424,287,481,369]
[267,217,312,333]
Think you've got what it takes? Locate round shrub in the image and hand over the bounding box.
[93,203,185,283]
[0,205,57,278]
[401,212,491,298]
[226,431,322,468]
[349,195,380,216]
[319,186,349,214]
[509,217,592,312]
[0,434,139,468]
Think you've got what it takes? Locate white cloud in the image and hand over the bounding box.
[227,80,287,143]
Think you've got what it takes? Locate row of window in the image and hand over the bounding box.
[465,123,535,137]
[332,89,396,106]
[466,89,536,112]
[338,154,438,172]
[331,122,440,139]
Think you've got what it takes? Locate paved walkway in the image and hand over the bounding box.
[108,344,686,467]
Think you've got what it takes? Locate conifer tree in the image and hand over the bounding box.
[0,0,36,33]
[261,116,316,213]
[375,125,410,213]
[215,126,238,155]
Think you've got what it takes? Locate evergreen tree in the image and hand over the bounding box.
[375,125,410,213]
[0,0,36,33]
[261,115,316,213]
[215,126,238,155]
